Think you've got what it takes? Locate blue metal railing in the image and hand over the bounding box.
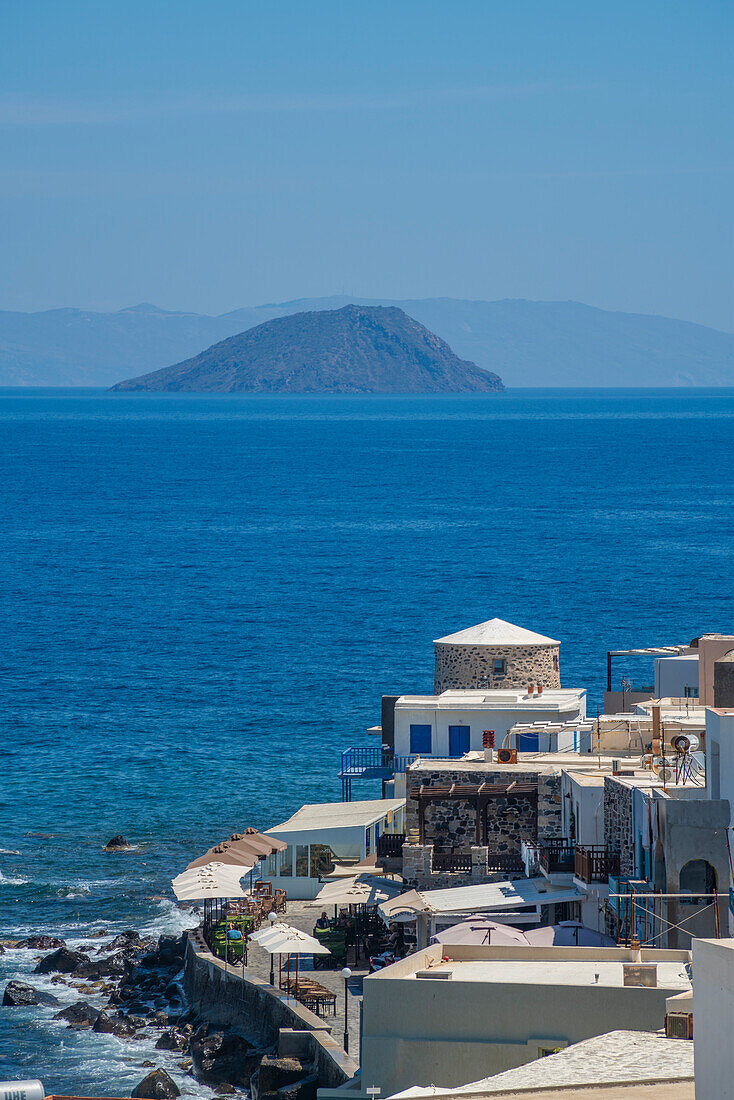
[339,745,416,777]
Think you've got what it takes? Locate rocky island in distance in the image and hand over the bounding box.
[110,304,504,394]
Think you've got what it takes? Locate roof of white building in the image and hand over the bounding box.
[434,617,560,647]
[379,878,583,920]
[268,797,405,835]
[387,1030,694,1097]
[396,688,584,710]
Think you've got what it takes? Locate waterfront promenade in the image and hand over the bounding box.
[188,901,365,1067]
[246,901,365,1056]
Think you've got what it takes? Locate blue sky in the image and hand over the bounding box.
[1,0,732,329]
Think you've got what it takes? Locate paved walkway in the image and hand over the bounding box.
[244,901,367,1062]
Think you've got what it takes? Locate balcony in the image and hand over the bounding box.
[339,745,417,798]
[575,845,621,884]
[486,851,525,875]
[376,832,406,859]
[432,851,473,874]
[539,839,575,875]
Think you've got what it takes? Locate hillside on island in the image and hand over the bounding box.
[3,296,734,387]
[111,305,504,393]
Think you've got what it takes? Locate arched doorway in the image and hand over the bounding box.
[678,859,718,940]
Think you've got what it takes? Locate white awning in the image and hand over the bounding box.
[306,874,403,908]
[379,878,582,922]
[249,922,331,955]
[171,861,249,901]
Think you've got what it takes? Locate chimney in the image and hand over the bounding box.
[527,683,535,695]
[537,683,544,696]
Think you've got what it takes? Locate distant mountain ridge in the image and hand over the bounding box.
[111,305,504,394]
[1,295,733,387]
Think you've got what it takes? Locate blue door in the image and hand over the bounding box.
[448,725,470,757]
[516,730,539,751]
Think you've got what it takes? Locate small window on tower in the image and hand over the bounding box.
[493,658,506,675]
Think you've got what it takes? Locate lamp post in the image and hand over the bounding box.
[341,966,352,1054]
[268,911,277,985]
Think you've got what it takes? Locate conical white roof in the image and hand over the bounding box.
[434,617,560,647]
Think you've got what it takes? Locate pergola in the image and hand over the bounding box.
[411,781,538,845]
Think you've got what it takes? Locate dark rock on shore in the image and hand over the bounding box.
[191,1030,262,1086]
[106,930,147,952]
[3,980,61,1007]
[54,1000,101,1027]
[35,946,90,974]
[155,1028,188,1052]
[21,935,66,950]
[131,1068,181,1099]
[93,1010,138,1038]
[105,835,133,851]
[252,1056,318,1100]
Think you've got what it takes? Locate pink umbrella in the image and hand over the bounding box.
[433,919,529,947]
[525,921,615,947]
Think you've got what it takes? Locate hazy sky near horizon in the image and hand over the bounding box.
[1,1,732,330]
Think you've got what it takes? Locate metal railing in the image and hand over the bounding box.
[376,833,406,858]
[539,839,575,873]
[574,845,620,883]
[433,851,473,874]
[339,746,417,776]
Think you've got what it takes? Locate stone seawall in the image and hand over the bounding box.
[183,931,357,1089]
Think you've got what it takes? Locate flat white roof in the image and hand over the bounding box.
[268,797,405,835]
[396,688,584,710]
[434,617,560,647]
[411,958,691,990]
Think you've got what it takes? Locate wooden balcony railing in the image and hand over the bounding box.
[376,832,406,858]
[486,851,525,874]
[574,845,620,883]
[539,839,575,874]
[433,851,473,874]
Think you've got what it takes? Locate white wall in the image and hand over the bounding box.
[705,709,734,804]
[562,772,605,847]
[693,938,734,1099]
[655,655,699,699]
[395,697,586,758]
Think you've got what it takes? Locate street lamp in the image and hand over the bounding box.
[268,911,277,986]
[341,966,352,1054]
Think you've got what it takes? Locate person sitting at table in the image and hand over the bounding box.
[315,911,329,930]
[336,908,351,929]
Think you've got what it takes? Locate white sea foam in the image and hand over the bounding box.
[0,870,30,885]
[141,897,199,937]
[0,848,22,855]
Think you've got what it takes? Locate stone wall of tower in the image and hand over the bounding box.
[434,642,560,692]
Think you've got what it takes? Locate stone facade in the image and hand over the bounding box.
[604,776,635,878]
[401,842,523,890]
[405,767,563,857]
[434,641,560,692]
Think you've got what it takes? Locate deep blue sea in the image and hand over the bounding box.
[1,387,733,1092]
